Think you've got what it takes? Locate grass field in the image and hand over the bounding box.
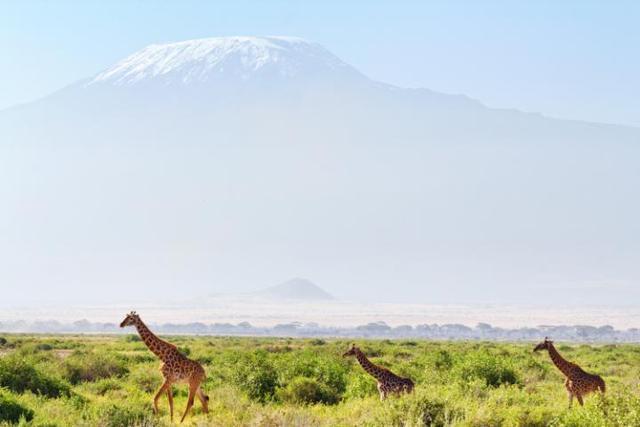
[1,335,639,426]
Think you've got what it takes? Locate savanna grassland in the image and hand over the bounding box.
[1,335,640,426]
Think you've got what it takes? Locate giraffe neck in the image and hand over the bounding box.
[133,318,173,362]
[355,350,387,382]
[547,343,573,377]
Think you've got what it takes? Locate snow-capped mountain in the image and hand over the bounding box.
[87,36,367,88]
[1,36,640,307]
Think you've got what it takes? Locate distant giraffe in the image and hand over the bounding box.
[534,337,605,406]
[120,311,209,422]
[343,344,414,400]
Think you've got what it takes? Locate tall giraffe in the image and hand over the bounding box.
[534,337,605,406]
[120,312,209,422]
[343,344,414,400]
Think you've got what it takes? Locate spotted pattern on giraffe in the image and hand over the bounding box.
[534,337,605,407]
[120,311,209,422]
[343,344,414,400]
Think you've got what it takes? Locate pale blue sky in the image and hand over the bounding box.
[1,0,639,126]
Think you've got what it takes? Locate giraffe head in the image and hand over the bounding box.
[533,337,553,352]
[119,311,140,328]
[343,343,359,357]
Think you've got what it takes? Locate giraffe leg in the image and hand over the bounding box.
[180,380,198,423]
[166,386,174,421]
[377,383,386,401]
[564,379,573,407]
[153,379,171,415]
[197,386,209,414]
[576,393,584,406]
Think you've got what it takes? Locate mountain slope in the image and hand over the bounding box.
[1,36,639,306]
[3,36,638,148]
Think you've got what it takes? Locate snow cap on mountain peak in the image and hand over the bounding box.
[88,36,366,87]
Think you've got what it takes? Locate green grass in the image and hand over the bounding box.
[0,335,639,426]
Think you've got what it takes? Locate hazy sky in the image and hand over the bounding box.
[2,0,639,126]
[1,1,639,311]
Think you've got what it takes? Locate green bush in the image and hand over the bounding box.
[276,349,348,403]
[344,372,378,399]
[0,390,34,424]
[129,365,162,394]
[278,376,340,405]
[231,350,279,402]
[410,397,448,426]
[62,351,128,384]
[372,391,448,427]
[97,403,155,427]
[0,355,70,398]
[453,350,519,387]
[0,337,8,346]
[422,349,454,373]
[551,392,640,427]
[90,378,123,396]
[35,343,53,351]
[178,345,191,356]
[433,350,454,371]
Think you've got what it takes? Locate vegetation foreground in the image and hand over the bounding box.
[1,335,640,426]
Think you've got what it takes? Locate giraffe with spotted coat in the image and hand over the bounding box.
[534,337,605,406]
[120,311,209,422]
[343,344,414,400]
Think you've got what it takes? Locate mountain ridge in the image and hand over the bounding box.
[3,35,639,132]
[86,36,367,89]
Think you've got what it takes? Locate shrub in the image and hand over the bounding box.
[0,337,8,346]
[231,350,279,402]
[551,392,640,427]
[121,351,155,364]
[35,343,53,351]
[278,377,340,405]
[453,351,519,387]
[410,397,448,426]
[372,391,448,427]
[62,351,128,384]
[0,390,34,424]
[90,378,123,396]
[277,350,348,402]
[430,350,454,371]
[129,365,162,393]
[0,355,70,398]
[124,335,141,342]
[97,403,155,427]
[344,372,378,399]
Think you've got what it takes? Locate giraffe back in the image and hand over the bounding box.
[160,347,205,383]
